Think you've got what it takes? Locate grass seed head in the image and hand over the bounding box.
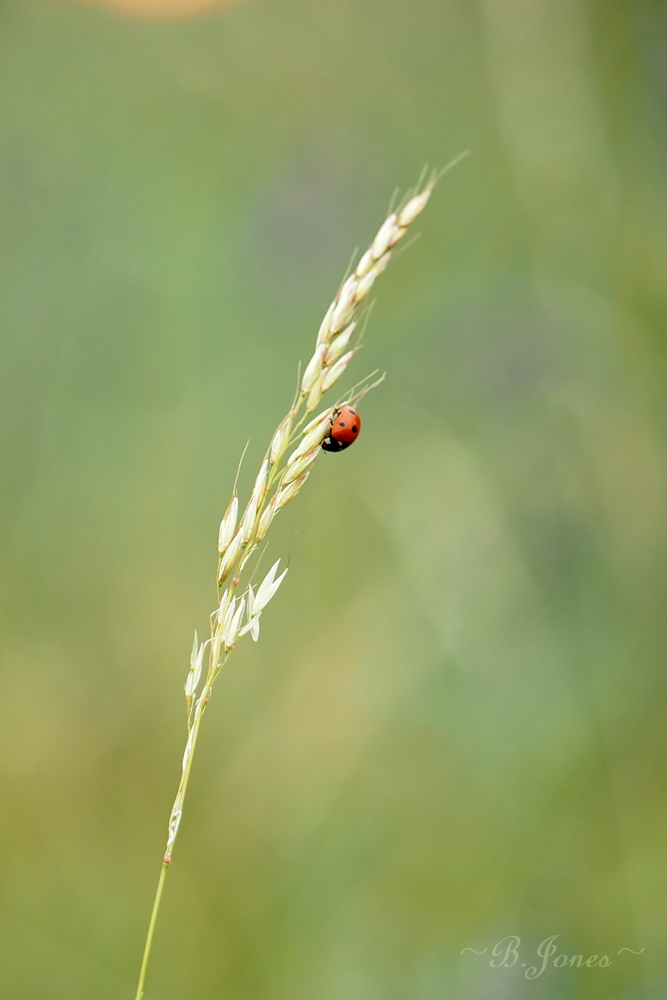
[316,302,336,348]
[282,446,320,486]
[305,375,324,412]
[301,344,326,395]
[275,471,310,510]
[253,459,269,498]
[371,213,398,260]
[289,411,333,462]
[142,169,453,942]
[218,529,243,584]
[253,560,288,614]
[218,495,238,556]
[217,588,231,624]
[324,322,356,365]
[398,188,431,227]
[184,637,205,698]
[240,459,269,543]
[321,350,355,392]
[330,276,358,334]
[355,248,374,280]
[223,597,246,650]
[269,415,292,464]
[240,495,259,545]
[372,252,391,277]
[301,406,336,437]
[256,496,277,542]
[354,267,377,302]
[388,224,407,249]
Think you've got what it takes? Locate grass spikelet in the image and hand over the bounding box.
[133,164,463,1000]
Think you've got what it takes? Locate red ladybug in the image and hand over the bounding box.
[321,405,361,452]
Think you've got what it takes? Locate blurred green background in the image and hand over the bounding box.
[1,1,666,998]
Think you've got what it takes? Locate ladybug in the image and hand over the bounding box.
[322,405,361,452]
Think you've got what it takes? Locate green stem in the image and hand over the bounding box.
[134,655,221,999]
[134,861,169,1000]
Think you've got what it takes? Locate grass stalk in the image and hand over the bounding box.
[134,864,168,1000]
[133,162,464,998]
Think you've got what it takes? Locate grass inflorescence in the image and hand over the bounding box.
[133,160,466,999]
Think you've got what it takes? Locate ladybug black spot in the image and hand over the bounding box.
[339,422,346,428]
[352,425,358,433]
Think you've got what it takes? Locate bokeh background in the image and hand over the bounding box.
[1,1,666,998]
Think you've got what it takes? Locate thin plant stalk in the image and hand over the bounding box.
[135,656,224,1000]
[133,159,465,999]
[134,865,167,1000]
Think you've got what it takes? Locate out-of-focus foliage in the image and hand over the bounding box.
[0,1,665,998]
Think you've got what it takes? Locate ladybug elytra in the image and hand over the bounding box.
[321,405,361,452]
